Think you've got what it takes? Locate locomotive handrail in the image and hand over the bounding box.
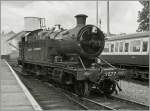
[78,56,86,71]
[97,57,116,69]
[54,30,65,39]
[44,30,55,38]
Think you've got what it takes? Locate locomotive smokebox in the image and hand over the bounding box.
[57,14,105,58]
[75,14,88,26]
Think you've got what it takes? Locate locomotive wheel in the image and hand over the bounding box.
[101,79,116,95]
[74,81,91,97]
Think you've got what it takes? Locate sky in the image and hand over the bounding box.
[1,1,143,34]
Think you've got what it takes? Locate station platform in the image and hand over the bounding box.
[0,60,42,111]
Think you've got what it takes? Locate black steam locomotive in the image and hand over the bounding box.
[18,14,121,96]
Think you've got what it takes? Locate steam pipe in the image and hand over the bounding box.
[97,56,116,68]
[78,56,86,70]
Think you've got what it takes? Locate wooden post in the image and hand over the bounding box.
[96,0,99,27]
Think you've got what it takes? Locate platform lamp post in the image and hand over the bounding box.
[0,32,2,60]
[96,0,102,30]
[0,31,3,60]
[107,0,110,36]
[99,19,101,29]
[96,0,99,27]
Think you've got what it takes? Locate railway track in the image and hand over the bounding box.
[14,69,88,110]
[52,83,148,110]
[9,61,149,110]
[86,95,149,110]
[13,66,113,110]
[49,83,115,110]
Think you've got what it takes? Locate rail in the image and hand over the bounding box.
[47,83,115,110]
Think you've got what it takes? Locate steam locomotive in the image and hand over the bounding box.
[18,14,121,96]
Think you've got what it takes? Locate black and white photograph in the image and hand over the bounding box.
[0,0,149,110]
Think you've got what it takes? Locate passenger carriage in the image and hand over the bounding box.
[101,32,149,80]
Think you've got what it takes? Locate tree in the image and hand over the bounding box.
[136,1,149,32]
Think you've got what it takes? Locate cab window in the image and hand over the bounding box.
[142,41,148,52]
[25,36,28,42]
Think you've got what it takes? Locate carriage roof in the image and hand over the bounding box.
[106,31,149,41]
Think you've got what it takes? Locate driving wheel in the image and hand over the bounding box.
[74,81,91,96]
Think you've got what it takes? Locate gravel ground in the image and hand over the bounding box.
[114,80,149,105]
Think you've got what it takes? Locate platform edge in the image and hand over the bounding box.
[4,60,43,111]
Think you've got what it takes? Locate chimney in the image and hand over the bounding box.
[75,14,88,26]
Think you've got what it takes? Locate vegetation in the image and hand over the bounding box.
[137,1,149,32]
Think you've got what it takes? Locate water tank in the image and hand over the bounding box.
[24,17,45,31]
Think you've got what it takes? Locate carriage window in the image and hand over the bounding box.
[103,43,109,52]
[110,44,114,52]
[130,40,141,52]
[142,41,148,52]
[119,42,123,52]
[115,42,119,52]
[124,43,129,52]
